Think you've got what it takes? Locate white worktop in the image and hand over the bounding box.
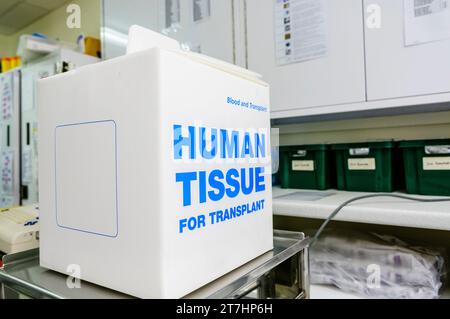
[273,187,450,231]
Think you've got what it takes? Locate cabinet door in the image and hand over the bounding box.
[102,0,235,63]
[246,0,366,114]
[364,0,450,100]
[159,0,235,63]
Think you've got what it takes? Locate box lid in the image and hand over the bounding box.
[331,141,395,150]
[127,25,266,86]
[281,144,328,152]
[399,139,450,148]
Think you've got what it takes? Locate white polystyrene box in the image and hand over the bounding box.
[38,27,273,299]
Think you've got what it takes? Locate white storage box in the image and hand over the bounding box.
[38,26,273,298]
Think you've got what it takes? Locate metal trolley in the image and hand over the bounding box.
[0,230,310,299]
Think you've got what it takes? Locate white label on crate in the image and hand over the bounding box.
[423,157,450,170]
[348,158,376,171]
[292,160,315,171]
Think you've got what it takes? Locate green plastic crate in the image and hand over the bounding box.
[280,145,331,190]
[332,141,396,192]
[399,139,450,196]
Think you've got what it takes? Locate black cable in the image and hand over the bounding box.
[310,194,450,247]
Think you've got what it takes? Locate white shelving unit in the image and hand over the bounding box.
[273,187,450,231]
[310,285,450,299]
[310,285,362,299]
[274,188,450,299]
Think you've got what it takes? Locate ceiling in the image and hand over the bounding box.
[0,0,68,35]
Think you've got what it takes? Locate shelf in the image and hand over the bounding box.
[272,187,450,231]
[271,92,450,125]
[310,285,362,299]
[310,285,450,299]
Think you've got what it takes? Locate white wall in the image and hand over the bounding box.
[0,0,101,57]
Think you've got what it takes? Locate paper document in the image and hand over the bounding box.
[165,0,180,28]
[0,73,13,120]
[193,0,211,22]
[404,0,450,46]
[21,71,35,112]
[22,147,33,184]
[1,151,14,194]
[0,196,14,208]
[274,0,328,66]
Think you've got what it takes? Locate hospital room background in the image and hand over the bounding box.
[0,0,450,300]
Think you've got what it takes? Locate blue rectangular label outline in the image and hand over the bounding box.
[54,120,119,238]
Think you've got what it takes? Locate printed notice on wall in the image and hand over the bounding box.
[0,196,14,208]
[193,0,211,22]
[21,72,35,112]
[404,0,450,46]
[0,73,13,120]
[274,0,328,66]
[1,151,14,194]
[165,0,180,28]
[22,147,33,184]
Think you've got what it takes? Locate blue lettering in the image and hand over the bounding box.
[199,171,207,204]
[225,169,240,198]
[208,170,225,202]
[176,172,197,207]
[241,168,254,195]
[200,127,217,159]
[229,207,237,219]
[174,125,268,160]
[209,212,216,224]
[179,215,206,234]
[220,129,239,159]
[179,219,188,233]
[176,168,267,206]
[255,167,265,193]
[241,133,254,158]
[256,134,266,158]
[174,125,196,159]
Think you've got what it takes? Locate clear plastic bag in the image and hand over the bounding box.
[310,230,446,299]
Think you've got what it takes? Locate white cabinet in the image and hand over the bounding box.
[102,0,236,63]
[364,0,450,101]
[246,0,366,113]
[0,70,20,208]
[158,0,235,63]
[102,0,160,59]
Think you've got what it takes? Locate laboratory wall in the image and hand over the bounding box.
[0,35,14,56]
[101,0,238,63]
[0,0,101,57]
